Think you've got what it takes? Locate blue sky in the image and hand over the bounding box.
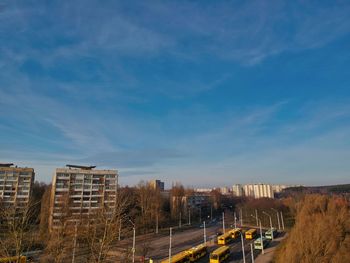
[1,0,350,187]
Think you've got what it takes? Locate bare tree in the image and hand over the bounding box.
[41,193,74,263]
[0,199,40,262]
[82,190,131,263]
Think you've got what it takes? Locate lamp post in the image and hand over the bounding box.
[222,211,225,234]
[271,208,281,230]
[251,215,264,255]
[250,243,255,263]
[239,230,246,263]
[240,208,243,226]
[203,221,207,244]
[179,212,182,228]
[263,211,273,240]
[280,211,285,230]
[168,227,172,263]
[118,219,122,241]
[259,220,264,255]
[255,209,258,227]
[234,211,237,229]
[129,219,136,263]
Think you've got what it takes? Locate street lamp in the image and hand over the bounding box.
[128,219,136,263]
[271,208,281,230]
[222,211,225,234]
[250,215,264,255]
[262,211,273,240]
[238,230,246,263]
[280,211,285,230]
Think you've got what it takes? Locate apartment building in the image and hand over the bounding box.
[149,179,165,191]
[232,184,244,197]
[0,163,35,208]
[49,165,118,230]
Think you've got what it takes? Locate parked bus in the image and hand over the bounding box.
[186,244,207,262]
[0,256,26,263]
[254,237,269,250]
[245,229,257,240]
[217,232,232,245]
[209,246,230,263]
[265,228,277,240]
[160,251,190,263]
[229,228,241,239]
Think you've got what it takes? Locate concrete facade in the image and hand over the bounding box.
[0,164,35,209]
[49,165,118,230]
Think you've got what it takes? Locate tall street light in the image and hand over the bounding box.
[262,211,273,240]
[222,211,225,234]
[271,208,281,230]
[168,227,172,263]
[238,230,246,263]
[251,215,264,255]
[280,211,285,230]
[129,219,136,263]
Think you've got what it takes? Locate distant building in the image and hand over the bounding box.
[0,163,35,209]
[220,186,230,195]
[244,184,255,197]
[272,184,288,193]
[194,188,212,193]
[253,184,274,199]
[149,179,165,191]
[49,165,118,230]
[232,184,243,197]
[243,184,274,198]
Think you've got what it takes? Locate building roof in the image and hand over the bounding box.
[0,163,14,167]
[66,164,96,170]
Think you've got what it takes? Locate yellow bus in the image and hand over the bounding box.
[160,251,190,263]
[217,232,232,245]
[245,229,257,240]
[0,256,26,263]
[209,246,230,263]
[229,228,241,239]
[186,244,207,262]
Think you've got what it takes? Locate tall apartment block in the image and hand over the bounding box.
[149,179,165,191]
[0,163,35,208]
[232,184,244,197]
[49,165,118,230]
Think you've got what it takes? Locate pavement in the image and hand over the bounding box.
[255,233,288,263]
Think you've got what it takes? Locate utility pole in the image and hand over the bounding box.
[240,231,246,263]
[129,219,136,263]
[132,226,136,263]
[263,211,273,240]
[222,211,225,234]
[271,208,281,230]
[280,211,285,230]
[168,227,172,263]
[203,221,207,244]
[234,211,237,229]
[240,208,243,226]
[72,222,77,263]
[259,220,264,255]
[250,243,255,263]
[255,209,258,227]
[179,212,182,228]
[118,219,121,241]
